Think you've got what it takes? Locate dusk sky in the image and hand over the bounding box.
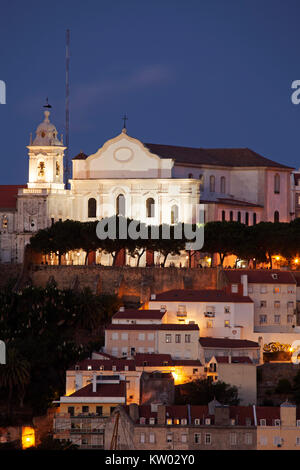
[1,0,300,184]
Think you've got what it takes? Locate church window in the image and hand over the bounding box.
[56,161,60,176]
[116,194,125,216]
[253,213,257,225]
[220,176,226,194]
[274,174,280,194]
[221,210,226,221]
[230,211,233,221]
[209,175,215,192]
[274,210,279,223]
[171,205,179,224]
[38,161,45,178]
[146,198,155,218]
[237,211,241,223]
[245,212,249,225]
[88,198,97,218]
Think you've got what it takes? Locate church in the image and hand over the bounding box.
[0,108,293,265]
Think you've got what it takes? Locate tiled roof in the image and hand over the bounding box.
[0,185,26,209]
[144,143,292,169]
[255,407,280,425]
[113,309,165,320]
[224,269,296,285]
[71,358,136,371]
[214,356,253,364]
[134,353,202,367]
[199,337,259,349]
[152,289,253,303]
[106,323,199,331]
[291,272,300,286]
[68,381,126,398]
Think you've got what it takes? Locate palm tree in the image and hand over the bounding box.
[0,347,30,417]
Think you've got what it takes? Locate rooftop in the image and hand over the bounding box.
[224,269,296,285]
[67,381,126,398]
[106,323,199,331]
[113,309,166,320]
[152,289,253,303]
[199,337,259,349]
[0,185,26,209]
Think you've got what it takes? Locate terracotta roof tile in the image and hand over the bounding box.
[106,323,199,331]
[68,381,126,398]
[199,337,259,348]
[224,269,296,285]
[153,289,252,303]
[214,356,253,364]
[0,185,26,209]
[113,309,165,320]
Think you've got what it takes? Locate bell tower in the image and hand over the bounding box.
[27,104,66,190]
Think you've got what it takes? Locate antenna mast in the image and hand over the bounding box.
[65,29,70,186]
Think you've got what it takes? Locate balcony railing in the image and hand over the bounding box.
[70,429,104,434]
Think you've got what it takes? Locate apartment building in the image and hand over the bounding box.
[104,401,257,450]
[206,355,257,405]
[199,337,261,364]
[104,323,200,360]
[147,289,254,340]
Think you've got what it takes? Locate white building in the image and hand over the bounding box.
[0,108,293,264]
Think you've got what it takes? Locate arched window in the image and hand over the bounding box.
[222,210,226,221]
[274,174,280,194]
[146,198,155,218]
[171,205,179,224]
[210,175,215,192]
[88,198,97,218]
[230,211,233,222]
[188,173,193,179]
[253,213,257,225]
[237,211,241,223]
[220,176,226,194]
[274,210,279,223]
[245,212,249,226]
[116,194,126,216]
[199,174,204,191]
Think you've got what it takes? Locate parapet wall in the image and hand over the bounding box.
[28,265,218,304]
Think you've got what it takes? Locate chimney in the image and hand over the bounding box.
[214,405,230,425]
[92,374,97,393]
[157,405,166,425]
[241,274,248,297]
[129,403,139,423]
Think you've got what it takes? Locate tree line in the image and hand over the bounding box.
[29,217,300,267]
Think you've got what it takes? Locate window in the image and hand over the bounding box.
[209,175,215,192]
[287,301,294,309]
[171,205,179,224]
[148,333,154,340]
[274,419,281,426]
[175,334,181,343]
[230,433,237,446]
[181,434,188,443]
[224,306,230,313]
[287,315,294,323]
[260,286,267,294]
[245,433,253,445]
[2,216,8,229]
[138,333,145,341]
[87,365,92,370]
[260,436,267,446]
[165,334,172,343]
[124,365,129,371]
[259,315,267,324]
[231,284,238,293]
[140,417,146,425]
[287,286,295,294]
[205,433,211,445]
[224,320,230,328]
[273,287,281,294]
[122,348,127,356]
[112,347,118,356]
[245,212,249,226]
[260,301,267,308]
[205,418,211,425]
[274,315,281,324]
[221,210,226,221]
[110,407,116,414]
[149,433,155,444]
[230,211,233,221]
[273,436,282,446]
[88,198,97,218]
[82,406,89,413]
[68,406,74,417]
[206,320,213,328]
[297,437,300,446]
[260,419,266,426]
[194,433,201,444]
[274,210,279,223]
[112,333,119,340]
[194,419,200,425]
[166,434,173,443]
[121,333,128,340]
[149,418,155,425]
[193,368,198,374]
[274,173,280,194]
[181,419,187,425]
[220,176,226,194]
[237,211,241,223]
[185,334,191,343]
[138,347,145,353]
[112,365,117,371]
[248,286,253,293]
[274,301,280,309]
[116,194,125,216]
[96,406,103,416]
[140,433,145,444]
[188,173,193,178]
[146,198,155,218]
[253,213,257,225]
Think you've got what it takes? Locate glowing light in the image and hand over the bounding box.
[294,258,299,264]
[275,256,280,261]
[172,371,178,381]
[22,426,35,449]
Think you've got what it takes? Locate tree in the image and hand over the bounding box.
[275,378,292,394]
[175,378,239,406]
[202,222,246,266]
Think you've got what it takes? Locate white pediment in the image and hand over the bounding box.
[72,132,173,180]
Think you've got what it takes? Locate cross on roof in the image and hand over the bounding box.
[122,113,128,129]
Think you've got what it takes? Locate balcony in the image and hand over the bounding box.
[204,312,215,318]
[70,428,104,434]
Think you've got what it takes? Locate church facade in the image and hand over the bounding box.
[0,109,293,265]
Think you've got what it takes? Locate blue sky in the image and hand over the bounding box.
[0,0,300,183]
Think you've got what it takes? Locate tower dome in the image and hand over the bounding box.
[32,109,62,146]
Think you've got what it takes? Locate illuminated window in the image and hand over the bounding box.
[206,320,213,328]
[88,198,97,218]
[273,287,281,294]
[165,334,172,343]
[146,198,155,218]
[224,320,230,328]
[2,216,8,229]
[116,194,125,216]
